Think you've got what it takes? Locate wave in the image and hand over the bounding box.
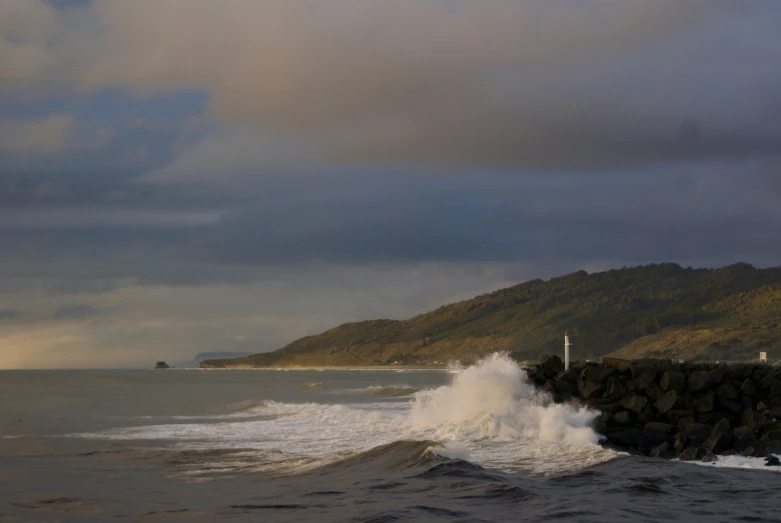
[410,352,602,446]
[296,382,324,391]
[347,385,420,397]
[226,399,269,414]
[69,353,619,477]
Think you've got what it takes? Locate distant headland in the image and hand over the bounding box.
[201,263,781,369]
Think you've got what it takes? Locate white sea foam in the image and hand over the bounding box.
[70,353,617,476]
[682,454,781,473]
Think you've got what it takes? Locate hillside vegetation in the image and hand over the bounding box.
[202,263,781,368]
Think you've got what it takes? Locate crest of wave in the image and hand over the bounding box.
[409,353,601,446]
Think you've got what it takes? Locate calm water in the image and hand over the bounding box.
[2,355,781,522]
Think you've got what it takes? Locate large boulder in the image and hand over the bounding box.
[731,365,755,381]
[583,365,616,383]
[655,390,678,414]
[680,423,713,446]
[709,366,729,387]
[696,390,715,413]
[555,379,578,398]
[678,447,715,462]
[604,427,644,448]
[741,379,757,397]
[645,422,674,443]
[660,370,686,394]
[541,355,565,378]
[557,367,579,383]
[578,379,605,399]
[631,363,657,391]
[688,370,711,393]
[601,357,632,373]
[605,375,628,400]
[715,383,738,403]
[621,395,648,414]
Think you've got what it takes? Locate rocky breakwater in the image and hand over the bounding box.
[525,356,781,462]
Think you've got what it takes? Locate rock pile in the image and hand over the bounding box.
[525,355,781,462]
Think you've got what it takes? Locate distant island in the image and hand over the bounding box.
[201,263,781,368]
[175,352,254,369]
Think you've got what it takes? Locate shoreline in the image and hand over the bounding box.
[195,365,452,371]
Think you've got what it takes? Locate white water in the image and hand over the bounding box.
[71,353,618,476]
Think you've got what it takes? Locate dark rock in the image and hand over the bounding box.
[527,365,545,384]
[740,396,754,412]
[715,383,738,403]
[733,425,755,440]
[583,365,616,383]
[709,366,729,386]
[752,367,770,384]
[154,361,170,369]
[577,379,604,399]
[621,395,648,414]
[666,409,694,426]
[674,435,688,454]
[605,375,628,400]
[764,430,781,441]
[585,400,624,414]
[712,418,731,436]
[741,379,757,397]
[765,455,780,467]
[731,365,755,381]
[704,433,734,454]
[604,427,644,448]
[645,383,666,402]
[678,447,697,461]
[721,399,743,415]
[557,367,579,383]
[660,370,686,394]
[767,441,781,454]
[601,357,632,372]
[688,370,711,393]
[555,379,578,398]
[696,390,715,413]
[699,448,717,463]
[651,441,672,459]
[681,424,713,446]
[678,392,697,410]
[655,390,678,414]
[631,363,657,391]
[645,422,674,443]
[741,410,763,429]
[541,355,564,378]
[614,411,632,424]
[735,436,765,457]
[758,374,778,390]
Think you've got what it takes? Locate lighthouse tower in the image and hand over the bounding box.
[564,330,572,371]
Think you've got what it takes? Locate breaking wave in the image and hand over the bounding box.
[69,353,617,477]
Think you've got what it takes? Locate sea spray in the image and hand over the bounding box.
[410,353,602,445]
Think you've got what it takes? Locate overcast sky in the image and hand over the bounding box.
[1,1,780,368]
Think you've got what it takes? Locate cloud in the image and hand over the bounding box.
[3,1,780,172]
[52,303,99,320]
[0,308,20,320]
[0,114,73,153]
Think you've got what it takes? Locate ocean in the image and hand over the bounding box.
[2,353,780,522]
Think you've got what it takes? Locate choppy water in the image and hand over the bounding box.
[2,354,781,522]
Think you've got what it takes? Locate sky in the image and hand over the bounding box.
[1,0,781,368]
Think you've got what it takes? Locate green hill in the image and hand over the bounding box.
[201,263,781,368]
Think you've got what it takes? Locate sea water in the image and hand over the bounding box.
[1,354,780,522]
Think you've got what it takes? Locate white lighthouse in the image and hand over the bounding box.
[565,330,572,371]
